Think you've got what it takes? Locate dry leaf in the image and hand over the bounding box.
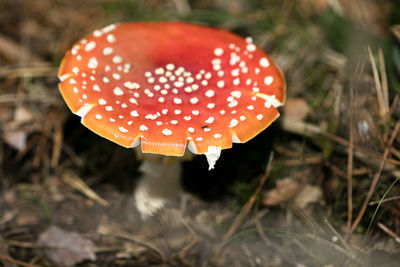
[293,185,323,208]
[283,98,310,122]
[38,226,96,267]
[2,107,37,150]
[262,178,302,206]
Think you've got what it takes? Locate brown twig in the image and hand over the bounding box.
[351,121,400,232]
[62,171,110,207]
[377,222,400,243]
[0,254,39,267]
[368,195,400,206]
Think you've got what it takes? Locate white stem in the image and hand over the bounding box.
[134,158,182,219]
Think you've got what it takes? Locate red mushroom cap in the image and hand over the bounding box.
[58,22,285,160]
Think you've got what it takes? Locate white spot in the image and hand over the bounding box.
[107,34,116,43]
[113,87,124,96]
[119,127,128,133]
[214,48,224,56]
[130,110,139,117]
[205,90,215,98]
[212,58,221,65]
[217,80,225,88]
[145,114,157,120]
[166,64,175,70]
[85,41,96,52]
[129,98,138,105]
[231,91,242,98]
[112,55,123,64]
[213,64,221,71]
[72,67,79,74]
[196,137,203,142]
[229,119,239,128]
[112,73,121,80]
[264,76,274,85]
[184,115,191,121]
[88,57,98,69]
[170,120,178,125]
[247,105,254,110]
[162,109,168,115]
[93,30,103,37]
[140,125,148,131]
[260,57,270,67]
[233,78,240,86]
[105,106,113,111]
[95,114,102,120]
[205,117,215,124]
[207,103,215,109]
[228,99,238,108]
[173,81,184,87]
[188,127,195,133]
[103,24,116,33]
[190,97,199,104]
[162,128,172,136]
[159,76,168,83]
[204,146,221,170]
[73,87,79,93]
[124,81,140,90]
[158,97,165,103]
[69,78,76,84]
[214,133,222,139]
[257,114,264,120]
[173,98,182,104]
[103,47,113,56]
[240,115,246,121]
[99,99,107,105]
[82,94,87,99]
[192,110,200,116]
[256,93,282,108]
[246,43,256,52]
[174,109,182,115]
[191,84,199,91]
[156,121,163,126]
[255,67,260,74]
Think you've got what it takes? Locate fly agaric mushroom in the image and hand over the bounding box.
[58,22,285,170]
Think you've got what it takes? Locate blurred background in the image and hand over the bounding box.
[1,0,400,266]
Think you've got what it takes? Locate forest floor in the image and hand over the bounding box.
[1,0,400,266]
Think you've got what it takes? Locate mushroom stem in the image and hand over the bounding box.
[134,155,183,219]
